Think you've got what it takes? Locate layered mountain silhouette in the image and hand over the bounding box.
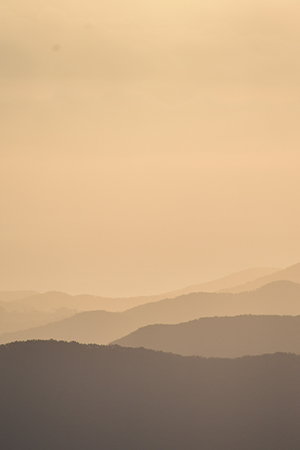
[1,340,300,450]
[162,266,280,296]
[221,262,300,293]
[113,314,300,358]
[1,280,300,345]
[0,263,298,340]
[0,291,166,335]
[0,266,278,315]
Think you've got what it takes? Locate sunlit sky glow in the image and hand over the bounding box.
[1,0,299,295]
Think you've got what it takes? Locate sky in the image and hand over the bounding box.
[1,0,300,296]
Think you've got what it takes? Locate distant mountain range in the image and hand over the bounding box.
[0,265,281,314]
[2,280,300,346]
[162,266,280,296]
[0,290,163,314]
[0,290,38,303]
[0,306,76,334]
[1,340,300,450]
[113,314,300,358]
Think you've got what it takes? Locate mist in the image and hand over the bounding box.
[1,0,300,295]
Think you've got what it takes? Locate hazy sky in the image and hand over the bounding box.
[1,0,300,296]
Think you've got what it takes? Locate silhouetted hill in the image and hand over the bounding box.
[222,262,300,293]
[1,340,300,450]
[113,314,300,358]
[1,280,300,345]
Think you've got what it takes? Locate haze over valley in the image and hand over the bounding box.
[1,263,300,352]
[1,0,300,298]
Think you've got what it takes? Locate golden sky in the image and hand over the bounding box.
[1,0,299,295]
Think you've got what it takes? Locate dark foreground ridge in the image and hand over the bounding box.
[1,340,300,450]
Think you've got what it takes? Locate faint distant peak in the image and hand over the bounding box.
[255,279,300,293]
[221,262,300,293]
[0,290,39,302]
[160,266,281,297]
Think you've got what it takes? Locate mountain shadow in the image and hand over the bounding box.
[1,340,300,450]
